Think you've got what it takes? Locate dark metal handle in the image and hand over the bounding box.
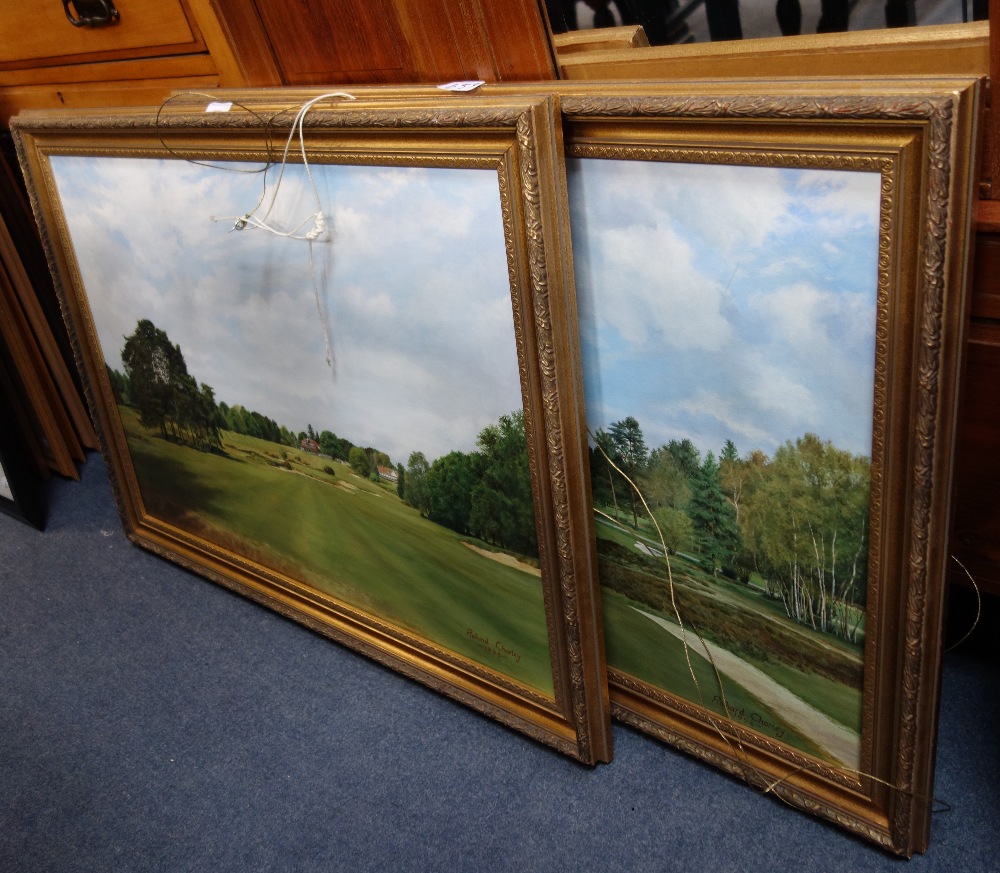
[63,0,120,28]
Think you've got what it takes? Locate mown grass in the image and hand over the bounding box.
[120,408,554,695]
[601,589,829,761]
[595,518,865,744]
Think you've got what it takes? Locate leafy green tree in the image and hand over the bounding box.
[396,463,405,500]
[426,451,477,534]
[121,319,182,439]
[404,451,432,516]
[740,434,869,641]
[590,429,622,521]
[348,446,369,475]
[650,505,695,554]
[642,446,692,513]
[608,416,649,528]
[319,430,338,457]
[665,438,701,481]
[106,366,130,406]
[121,318,219,450]
[688,450,739,575]
[468,411,537,557]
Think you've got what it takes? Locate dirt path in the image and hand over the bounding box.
[462,542,541,577]
[632,607,860,769]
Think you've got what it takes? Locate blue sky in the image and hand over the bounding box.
[567,158,881,460]
[50,156,522,465]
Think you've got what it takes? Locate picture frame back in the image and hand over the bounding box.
[12,94,613,765]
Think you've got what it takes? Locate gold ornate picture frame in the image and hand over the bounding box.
[12,95,613,765]
[558,80,980,853]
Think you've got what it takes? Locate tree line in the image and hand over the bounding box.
[109,319,392,476]
[593,416,869,643]
[398,410,537,559]
[111,318,537,558]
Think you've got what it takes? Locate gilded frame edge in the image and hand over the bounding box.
[11,95,613,765]
[556,80,981,855]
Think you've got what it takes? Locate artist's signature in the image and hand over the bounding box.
[712,695,785,740]
[466,628,521,664]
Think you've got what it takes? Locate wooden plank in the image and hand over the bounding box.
[1,53,218,88]
[552,25,650,55]
[558,21,989,79]
[1,76,220,126]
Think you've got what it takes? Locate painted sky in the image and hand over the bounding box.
[50,156,522,465]
[567,158,881,460]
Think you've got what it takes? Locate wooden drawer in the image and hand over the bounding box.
[0,1,245,126]
[0,0,204,72]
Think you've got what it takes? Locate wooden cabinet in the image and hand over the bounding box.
[1,0,201,68]
[0,0,245,124]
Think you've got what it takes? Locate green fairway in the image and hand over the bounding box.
[120,408,554,696]
[595,514,864,764]
[601,589,830,761]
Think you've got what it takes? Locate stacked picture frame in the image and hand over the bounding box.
[11,76,981,856]
[0,145,98,483]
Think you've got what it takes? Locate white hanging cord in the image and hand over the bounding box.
[214,91,357,241]
[211,91,357,370]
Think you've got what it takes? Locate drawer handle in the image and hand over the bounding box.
[62,0,120,27]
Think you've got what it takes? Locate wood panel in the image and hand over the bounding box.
[212,0,556,86]
[990,0,999,198]
[253,0,408,81]
[969,230,1000,320]
[951,320,1000,595]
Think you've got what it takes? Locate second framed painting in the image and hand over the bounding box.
[13,95,612,764]
[560,80,980,854]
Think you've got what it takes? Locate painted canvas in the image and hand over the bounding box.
[49,154,556,693]
[570,156,880,769]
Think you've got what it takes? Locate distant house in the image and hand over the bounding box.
[376,465,398,483]
[300,437,321,454]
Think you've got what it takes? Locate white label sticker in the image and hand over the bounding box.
[205,101,233,113]
[437,81,486,92]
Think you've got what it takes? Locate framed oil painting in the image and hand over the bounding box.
[560,80,980,853]
[13,95,612,764]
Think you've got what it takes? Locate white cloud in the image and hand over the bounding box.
[584,223,731,352]
[570,159,880,459]
[50,155,524,467]
[674,388,776,448]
